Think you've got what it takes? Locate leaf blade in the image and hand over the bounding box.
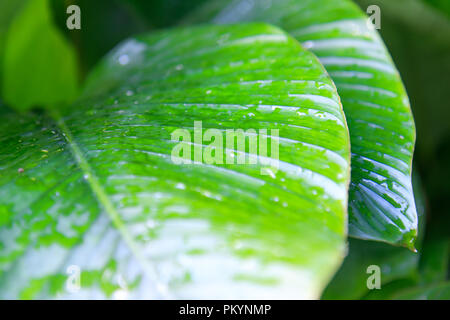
[0,23,350,299]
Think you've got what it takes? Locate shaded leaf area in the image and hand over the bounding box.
[49,0,209,78]
[391,282,450,300]
[0,0,27,95]
[418,227,449,285]
[321,239,419,299]
[423,0,450,17]
[50,0,148,78]
[0,24,350,299]
[184,0,418,248]
[361,237,449,299]
[124,0,210,28]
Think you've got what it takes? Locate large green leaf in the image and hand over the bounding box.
[184,0,418,248]
[2,0,78,111]
[356,0,450,238]
[0,23,350,299]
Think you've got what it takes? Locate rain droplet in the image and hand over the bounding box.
[112,289,129,300]
[146,219,157,229]
[234,241,243,250]
[175,183,186,190]
[118,54,130,65]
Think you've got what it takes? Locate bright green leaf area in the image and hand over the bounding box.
[0,23,350,299]
[185,0,418,248]
[2,0,78,111]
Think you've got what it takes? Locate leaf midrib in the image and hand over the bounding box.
[51,110,171,299]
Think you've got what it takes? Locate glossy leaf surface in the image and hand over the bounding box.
[185,0,418,247]
[357,0,450,238]
[0,24,350,299]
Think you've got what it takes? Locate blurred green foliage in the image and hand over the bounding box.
[49,0,208,78]
[2,0,78,111]
[424,0,450,17]
[0,0,28,97]
[50,0,147,78]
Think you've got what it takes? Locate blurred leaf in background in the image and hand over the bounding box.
[49,0,209,79]
[418,226,450,285]
[2,0,78,111]
[424,0,450,17]
[50,0,146,79]
[0,0,28,98]
[322,239,420,299]
[392,282,450,299]
[125,0,209,28]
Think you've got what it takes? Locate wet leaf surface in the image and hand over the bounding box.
[0,23,350,299]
